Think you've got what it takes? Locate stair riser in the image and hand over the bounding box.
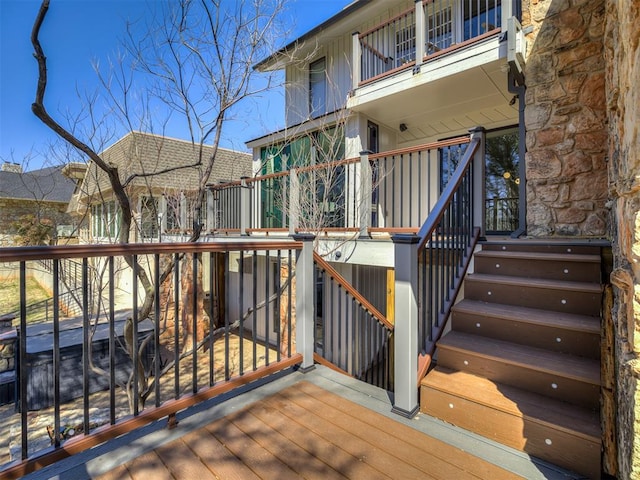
[474,256,601,283]
[451,313,600,359]
[481,244,602,255]
[465,280,601,316]
[437,347,600,409]
[420,386,601,479]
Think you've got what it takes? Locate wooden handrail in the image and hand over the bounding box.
[360,40,389,62]
[313,252,393,331]
[0,240,303,262]
[369,136,469,161]
[421,28,501,63]
[359,6,415,39]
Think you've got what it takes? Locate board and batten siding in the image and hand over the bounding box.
[284,0,414,128]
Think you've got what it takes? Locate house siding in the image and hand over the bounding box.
[284,0,414,129]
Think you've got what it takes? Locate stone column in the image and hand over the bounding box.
[523,0,608,237]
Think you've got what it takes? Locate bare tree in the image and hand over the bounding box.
[30,0,286,411]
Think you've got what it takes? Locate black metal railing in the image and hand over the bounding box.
[313,253,393,390]
[485,196,519,232]
[0,240,302,475]
[416,133,481,366]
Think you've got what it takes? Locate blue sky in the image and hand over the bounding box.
[0,0,352,170]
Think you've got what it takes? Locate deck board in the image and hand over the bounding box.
[94,379,524,480]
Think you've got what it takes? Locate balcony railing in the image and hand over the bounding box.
[391,127,483,416]
[0,241,303,476]
[485,196,519,232]
[210,136,470,236]
[353,0,507,86]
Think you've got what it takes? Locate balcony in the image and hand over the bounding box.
[349,0,523,139]
[210,135,472,239]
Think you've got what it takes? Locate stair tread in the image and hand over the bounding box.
[475,250,601,263]
[466,273,602,293]
[422,366,601,440]
[452,299,601,334]
[437,331,600,385]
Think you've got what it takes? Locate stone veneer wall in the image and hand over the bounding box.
[522,0,608,237]
[604,0,640,478]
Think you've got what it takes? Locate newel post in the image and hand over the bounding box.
[391,233,420,418]
[240,177,251,235]
[352,32,361,90]
[469,126,486,238]
[293,234,316,371]
[414,0,425,70]
[359,150,372,238]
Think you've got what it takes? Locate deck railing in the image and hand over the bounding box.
[211,136,470,235]
[353,0,506,86]
[358,6,417,83]
[367,136,470,231]
[313,253,393,390]
[0,240,303,477]
[485,196,519,232]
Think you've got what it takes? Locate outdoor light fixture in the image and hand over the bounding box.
[399,123,408,132]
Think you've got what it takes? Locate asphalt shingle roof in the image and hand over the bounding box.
[0,165,76,203]
[79,132,252,202]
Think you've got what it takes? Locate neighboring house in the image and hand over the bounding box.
[229,0,633,477]
[69,131,252,243]
[0,162,77,245]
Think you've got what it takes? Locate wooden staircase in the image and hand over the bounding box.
[420,242,604,479]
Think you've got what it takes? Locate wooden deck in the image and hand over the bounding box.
[23,367,583,480]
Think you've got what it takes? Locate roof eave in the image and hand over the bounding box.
[253,0,373,72]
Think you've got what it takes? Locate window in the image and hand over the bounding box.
[463,0,501,40]
[91,201,120,240]
[395,25,416,67]
[425,3,453,53]
[259,125,346,229]
[309,57,327,118]
[140,196,159,239]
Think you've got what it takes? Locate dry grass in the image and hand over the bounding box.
[0,277,52,324]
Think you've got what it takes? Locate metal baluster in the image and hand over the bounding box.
[82,258,90,432]
[173,253,180,399]
[132,256,139,415]
[53,259,61,447]
[192,252,198,394]
[109,256,116,423]
[239,251,244,375]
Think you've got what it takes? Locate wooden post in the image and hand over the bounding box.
[414,1,425,70]
[469,126,486,238]
[293,234,315,371]
[352,32,361,90]
[391,233,419,418]
[240,177,250,235]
